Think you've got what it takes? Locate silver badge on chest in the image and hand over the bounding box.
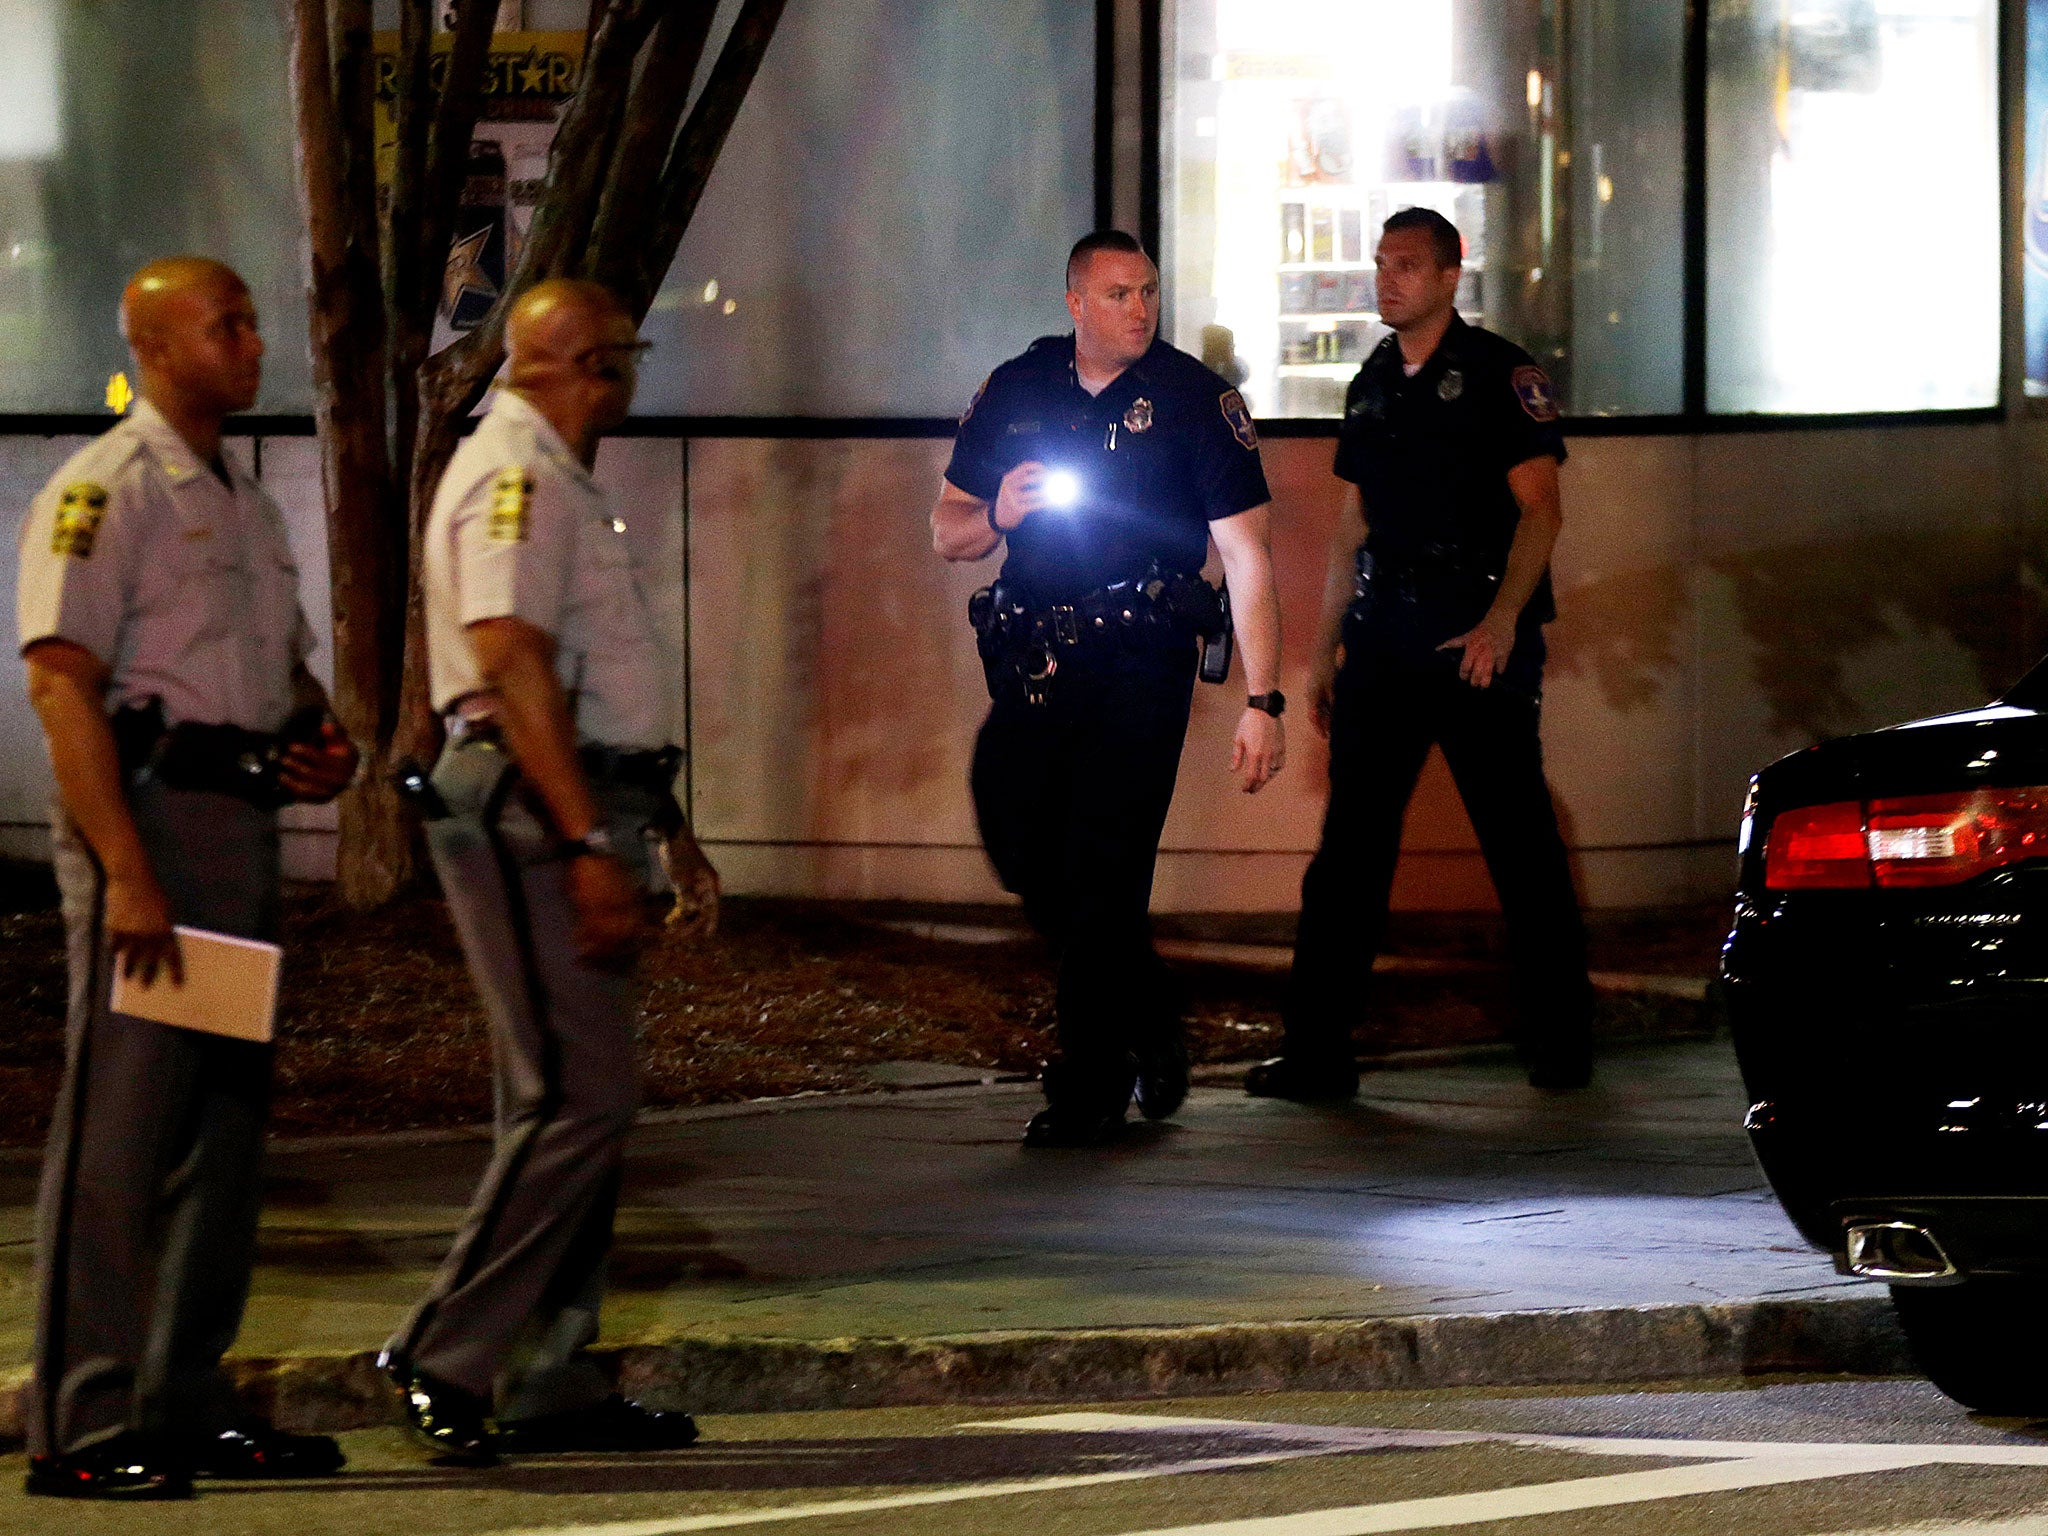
[1438,369,1464,403]
[1123,397,1154,433]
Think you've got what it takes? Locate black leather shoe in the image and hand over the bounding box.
[1021,1104,1127,1147]
[1527,1051,1594,1091]
[190,1426,347,1478]
[1132,1027,1191,1121]
[1243,1055,1359,1101]
[24,1433,193,1500]
[497,1395,700,1454]
[381,1351,497,1467]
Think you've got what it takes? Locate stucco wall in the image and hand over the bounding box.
[1,418,2038,910]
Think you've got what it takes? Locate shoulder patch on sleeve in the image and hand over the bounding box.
[960,374,989,426]
[1511,365,1561,424]
[488,466,533,543]
[1219,389,1259,451]
[52,483,108,559]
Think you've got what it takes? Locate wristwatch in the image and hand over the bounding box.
[558,825,617,860]
[1247,691,1287,717]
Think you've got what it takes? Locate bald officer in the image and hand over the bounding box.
[380,279,697,1465]
[17,257,356,1500]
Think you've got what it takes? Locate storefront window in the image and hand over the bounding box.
[0,0,1091,420]
[1707,0,1999,414]
[0,1,308,414]
[639,0,1092,416]
[2023,0,2048,397]
[1162,0,1685,420]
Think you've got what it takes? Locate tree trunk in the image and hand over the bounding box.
[295,0,789,908]
[290,0,411,907]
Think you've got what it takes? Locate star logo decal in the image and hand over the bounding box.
[442,225,499,319]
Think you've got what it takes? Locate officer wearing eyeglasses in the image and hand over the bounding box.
[381,279,698,1464]
[932,230,1288,1148]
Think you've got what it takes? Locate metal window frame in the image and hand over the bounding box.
[0,0,2016,441]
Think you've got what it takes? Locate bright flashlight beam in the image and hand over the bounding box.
[1042,470,1082,510]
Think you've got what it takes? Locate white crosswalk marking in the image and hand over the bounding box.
[491,1411,2048,1536]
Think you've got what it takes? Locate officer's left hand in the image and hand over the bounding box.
[281,720,360,803]
[1232,709,1285,794]
[1439,612,1517,689]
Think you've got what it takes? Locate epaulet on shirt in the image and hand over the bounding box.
[56,421,148,489]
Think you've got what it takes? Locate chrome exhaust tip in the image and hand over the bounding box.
[1845,1221,1960,1284]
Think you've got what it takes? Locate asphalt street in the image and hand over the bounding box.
[8,1378,2048,1536]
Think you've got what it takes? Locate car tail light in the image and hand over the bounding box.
[1867,790,2048,888]
[1763,789,2048,890]
[1764,801,1870,889]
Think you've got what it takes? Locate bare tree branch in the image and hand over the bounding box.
[626,0,790,318]
[420,0,659,424]
[291,0,410,904]
[587,2,719,284]
[385,0,431,322]
[416,0,498,330]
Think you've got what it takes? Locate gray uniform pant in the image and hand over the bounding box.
[31,784,279,1457]
[388,738,648,1416]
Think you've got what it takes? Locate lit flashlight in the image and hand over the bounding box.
[1041,469,1083,510]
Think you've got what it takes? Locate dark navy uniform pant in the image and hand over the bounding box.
[389,738,650,1418]
[1283,632,1593,1068]
[972,637,1196,1113]
[33,784,278,1456]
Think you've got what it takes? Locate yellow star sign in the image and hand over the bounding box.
[105,372,134,414]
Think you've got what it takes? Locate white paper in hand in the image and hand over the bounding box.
[108,925,281,1043]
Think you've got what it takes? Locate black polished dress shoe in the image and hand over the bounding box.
[1132,1027,1191,1121]
[497,1395,701,1454]
[24,1433,193,1501]
[1243,1055,1359,1101]
[1526,1051,1594,1091]
[1021,1104,1127,1148]
[190,1426,347,1479]
[380,1351,497,1467]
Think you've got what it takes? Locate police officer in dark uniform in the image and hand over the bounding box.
[933,230,1287,1147]
[1248,208,1594,1100]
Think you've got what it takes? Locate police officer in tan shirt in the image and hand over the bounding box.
[380,279,698,1465]
[16,258,356,1500]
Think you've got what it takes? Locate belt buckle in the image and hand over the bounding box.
[1052,605,1079,646]
[1023,645,1057,706]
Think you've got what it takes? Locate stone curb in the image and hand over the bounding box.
[0,1295,1912,1442]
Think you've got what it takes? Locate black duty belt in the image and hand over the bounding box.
[438,716,687,836]
[968,565,1227,706]
[112,698,321,810]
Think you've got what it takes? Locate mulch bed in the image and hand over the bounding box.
[0,864,1724,1149]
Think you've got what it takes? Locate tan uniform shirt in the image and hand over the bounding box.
[423,390,669,750]
[16,400,313,731]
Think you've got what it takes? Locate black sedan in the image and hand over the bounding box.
[1725,661,2048,1413]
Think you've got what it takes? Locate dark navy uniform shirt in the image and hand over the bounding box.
[946,335,1271,604]
[1335,314,1565,632]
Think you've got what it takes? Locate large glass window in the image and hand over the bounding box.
[0,0,1091,419]
[1163,0,1685,419]
[2030,0,2048,398]
[0,1,308,414]
[1707,0,1999,414]
[638,0,1092,417]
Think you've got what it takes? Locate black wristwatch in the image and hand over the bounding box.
[1247,691,1286,717]
[558,826,617,860]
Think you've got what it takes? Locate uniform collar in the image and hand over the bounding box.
[1375,311,1469,383]
[126,398,246,493]
[1061,334,1163,401]
[490,389,599,488]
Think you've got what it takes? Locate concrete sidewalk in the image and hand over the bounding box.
[0,1037,1913,1437]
